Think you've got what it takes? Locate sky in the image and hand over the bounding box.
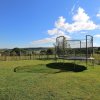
[0,0,100,49]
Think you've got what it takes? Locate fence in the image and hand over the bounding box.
[0,55,55,61]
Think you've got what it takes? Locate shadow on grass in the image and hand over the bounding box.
[46,63,87,72]
[14,63,87,73]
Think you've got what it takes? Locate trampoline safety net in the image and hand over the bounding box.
[56,35,93,59]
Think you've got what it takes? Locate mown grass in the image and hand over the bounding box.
[0,60,100,100]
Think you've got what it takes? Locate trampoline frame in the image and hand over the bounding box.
[55,35,94,67]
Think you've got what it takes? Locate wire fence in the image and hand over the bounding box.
[0,54,100,65]
[0,55,55,61]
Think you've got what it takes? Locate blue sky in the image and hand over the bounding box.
[0,0,100,48]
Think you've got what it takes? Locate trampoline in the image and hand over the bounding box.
[55,35,95,67]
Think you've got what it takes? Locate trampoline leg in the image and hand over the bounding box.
[86,59,88,69]
[92,59,95,68]
[63,58,65,65]
[74,59,76,71]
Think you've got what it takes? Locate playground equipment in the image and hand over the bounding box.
[55,35,94,67]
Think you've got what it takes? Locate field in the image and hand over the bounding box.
[0,59,100,100]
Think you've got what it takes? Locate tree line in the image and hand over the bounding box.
[1,47,100,57]
[2,47,54,56]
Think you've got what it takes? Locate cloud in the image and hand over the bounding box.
[94,43,100,47]
[96,10,100,17]
[94,34,100,38]
[73,7,89,22]
[55,7,99,33]
[80,31,87,34]
[70,0,79,15]
[32,7,100,46]
[48,28,67,36]
[71,5,76,15]
[97,14,100,17]
[32,37,56,45]
[48,28,59,36]
[32,31,70,45]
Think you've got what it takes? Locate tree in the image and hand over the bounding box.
[40,50,46,55]
[39,50,47,59]
[98,47,100,51]
[3,50,11,61]
[3,50,10,56]
[10,48,21,56]
[46,48,53,59]
[10,51,17,56]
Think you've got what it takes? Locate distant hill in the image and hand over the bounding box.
[0,47,53,52]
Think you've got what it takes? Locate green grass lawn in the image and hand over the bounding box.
[0,60,100,100]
